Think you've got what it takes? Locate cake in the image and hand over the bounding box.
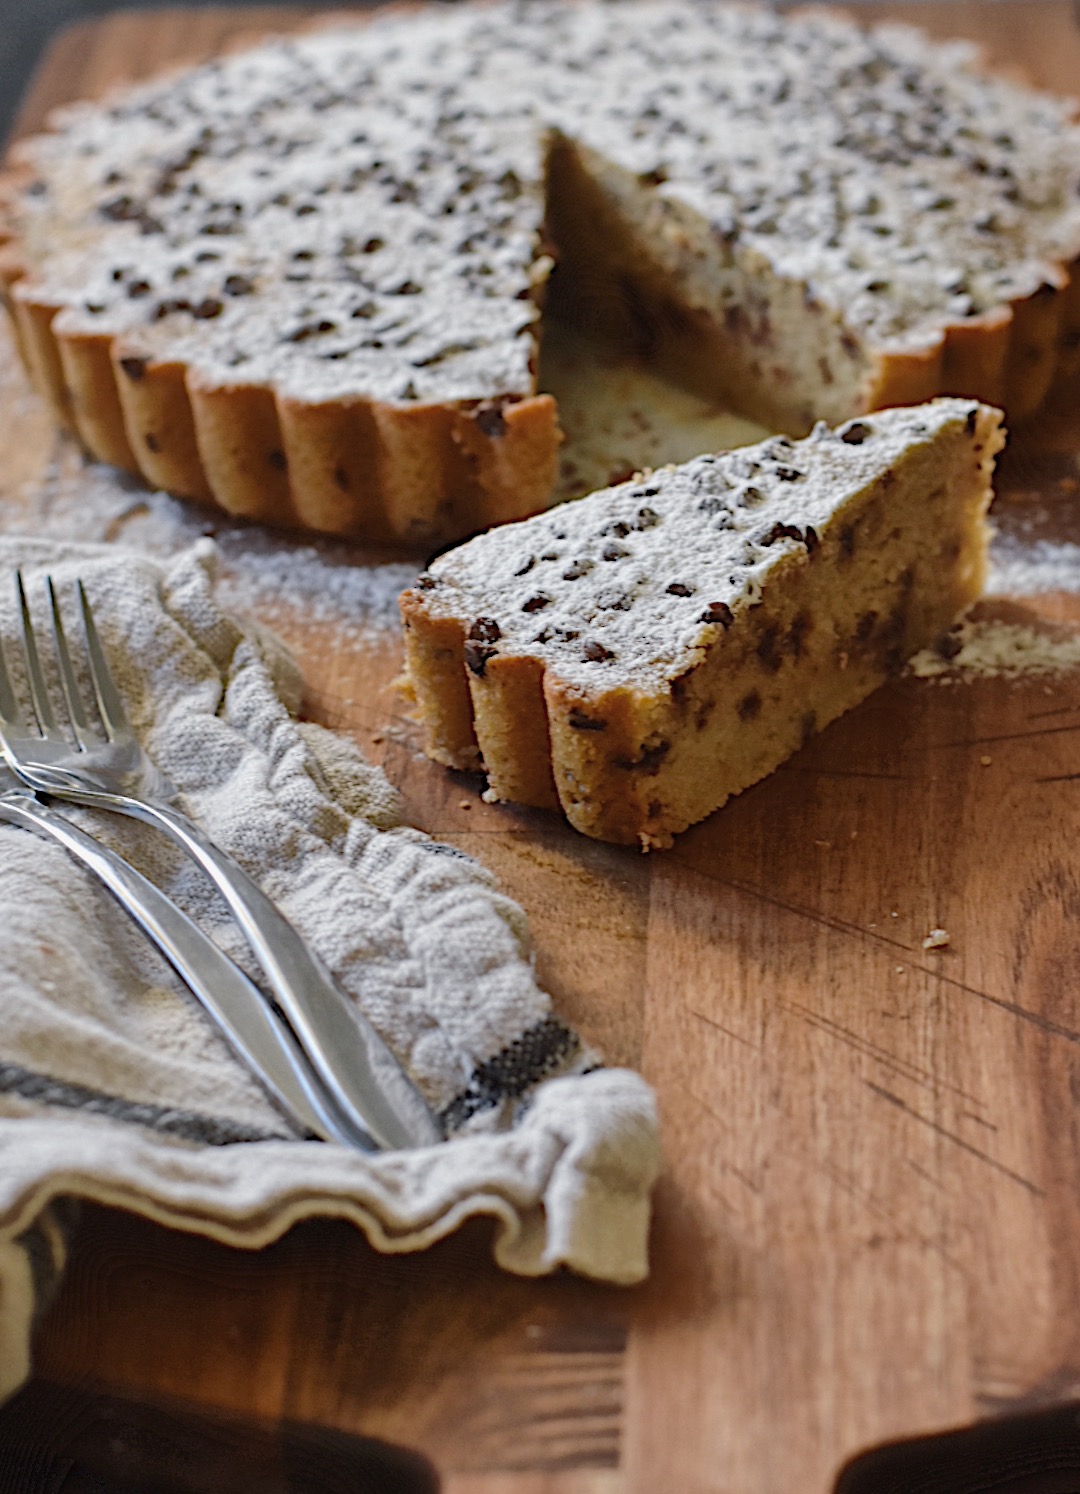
[0,2,1073,543]
[399,400,1004,846]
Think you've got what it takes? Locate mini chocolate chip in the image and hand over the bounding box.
[362,237,384,253]
[699,602,734,627]
[415,573,438,591]
[738,690,761,721]
[602,542,629,561]
[120,356,147,381]
[464,640,495,677]
[192,298,223,319]
[965,408,978,437]
[602,520,631,538]
[773,465,804,482]
[760,522,805,547]
[582,641,614,663]
[840,421,872,445]
[521,594,551,613]
[634,506,660,529]
[468,616,502,643]
[127,280,152,299]
[666,582,694,597]
[513,556,536,577]
[562,559,594,580]
[474,402,507,438]
[224,274,254,296]
[756,626,782,673]
[568,708,607,730]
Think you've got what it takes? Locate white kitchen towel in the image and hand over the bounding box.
[0,534,660,1402]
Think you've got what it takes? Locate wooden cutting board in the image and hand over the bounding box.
[5,7,1080,1491]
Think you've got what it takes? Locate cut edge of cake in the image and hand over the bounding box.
[399,399,1005,848]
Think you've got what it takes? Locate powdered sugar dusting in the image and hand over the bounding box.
[908,615,1080,679]
[15,450,418,641]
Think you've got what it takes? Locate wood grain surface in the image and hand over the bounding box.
[5,6,1080,1491]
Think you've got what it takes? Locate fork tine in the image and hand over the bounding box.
[46,577,97,752]
[0,612,28,736]
[77,580,130,743]
[15,571,65,742]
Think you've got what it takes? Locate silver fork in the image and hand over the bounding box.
[0,772,364,1147]
[0,571,440,1153]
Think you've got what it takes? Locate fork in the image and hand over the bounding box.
[0,571,440,1153]
[0,773,366,1147]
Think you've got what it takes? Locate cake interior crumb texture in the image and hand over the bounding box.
[0,1,1076,542]
[400,400,1004,847]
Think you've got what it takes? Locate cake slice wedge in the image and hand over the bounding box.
[399,400,1004,847]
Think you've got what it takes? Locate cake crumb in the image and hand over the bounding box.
[459,799,473,810]
[980,754,993,766]
[922,927,951,951]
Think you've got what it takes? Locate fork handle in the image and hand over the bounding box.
[0,794,370,1148]
[38,785,440,1152]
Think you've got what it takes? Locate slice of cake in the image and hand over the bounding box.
[0,2,1075,543]
[399,400,1004,847]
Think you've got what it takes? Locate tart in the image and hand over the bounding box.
[399,400,1004,846]
[0,2,1073,543]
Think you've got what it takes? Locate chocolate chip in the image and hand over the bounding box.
[840,421,872,445]
[773,465,804,481]
[965,408,978,437]
[699,602,733,627]
[634,506,660,529]
[562,559,594,580]
[582,640,614,662]
[119,356,147,381]
[568,708,607,730]
[192,298,223,319]
[415,573,438,591]
[513,556,536,577]
[602,542,629,561]
[474,402,507,438]
[127,280,152,299]
[464,640,496,677]
[667,582,694,597]
[224,274,254,296]
[521,594,551,613]
[468,616,502,644]
[602,520,631,538]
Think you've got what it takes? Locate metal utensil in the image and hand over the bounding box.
[0,571,440,1152]
[0,773,365,1146]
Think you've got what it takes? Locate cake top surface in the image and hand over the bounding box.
[415,399,989,690]
[8,0,1080,402]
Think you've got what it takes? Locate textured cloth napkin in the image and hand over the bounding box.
[0,534,660,1402]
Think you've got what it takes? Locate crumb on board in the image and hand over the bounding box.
[922,927,951,951]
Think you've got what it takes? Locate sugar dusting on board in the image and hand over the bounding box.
[908,613,1080,680]
[17,451,418,642]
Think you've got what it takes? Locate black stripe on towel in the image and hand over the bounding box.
[0,1061,297,1146]
[439,1016,582,1132]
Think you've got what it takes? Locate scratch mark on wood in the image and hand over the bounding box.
[667,858,1080,1048]
[689,1007,760,1050]
[784,999,982,1104]
[864,1081,1044,1196]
